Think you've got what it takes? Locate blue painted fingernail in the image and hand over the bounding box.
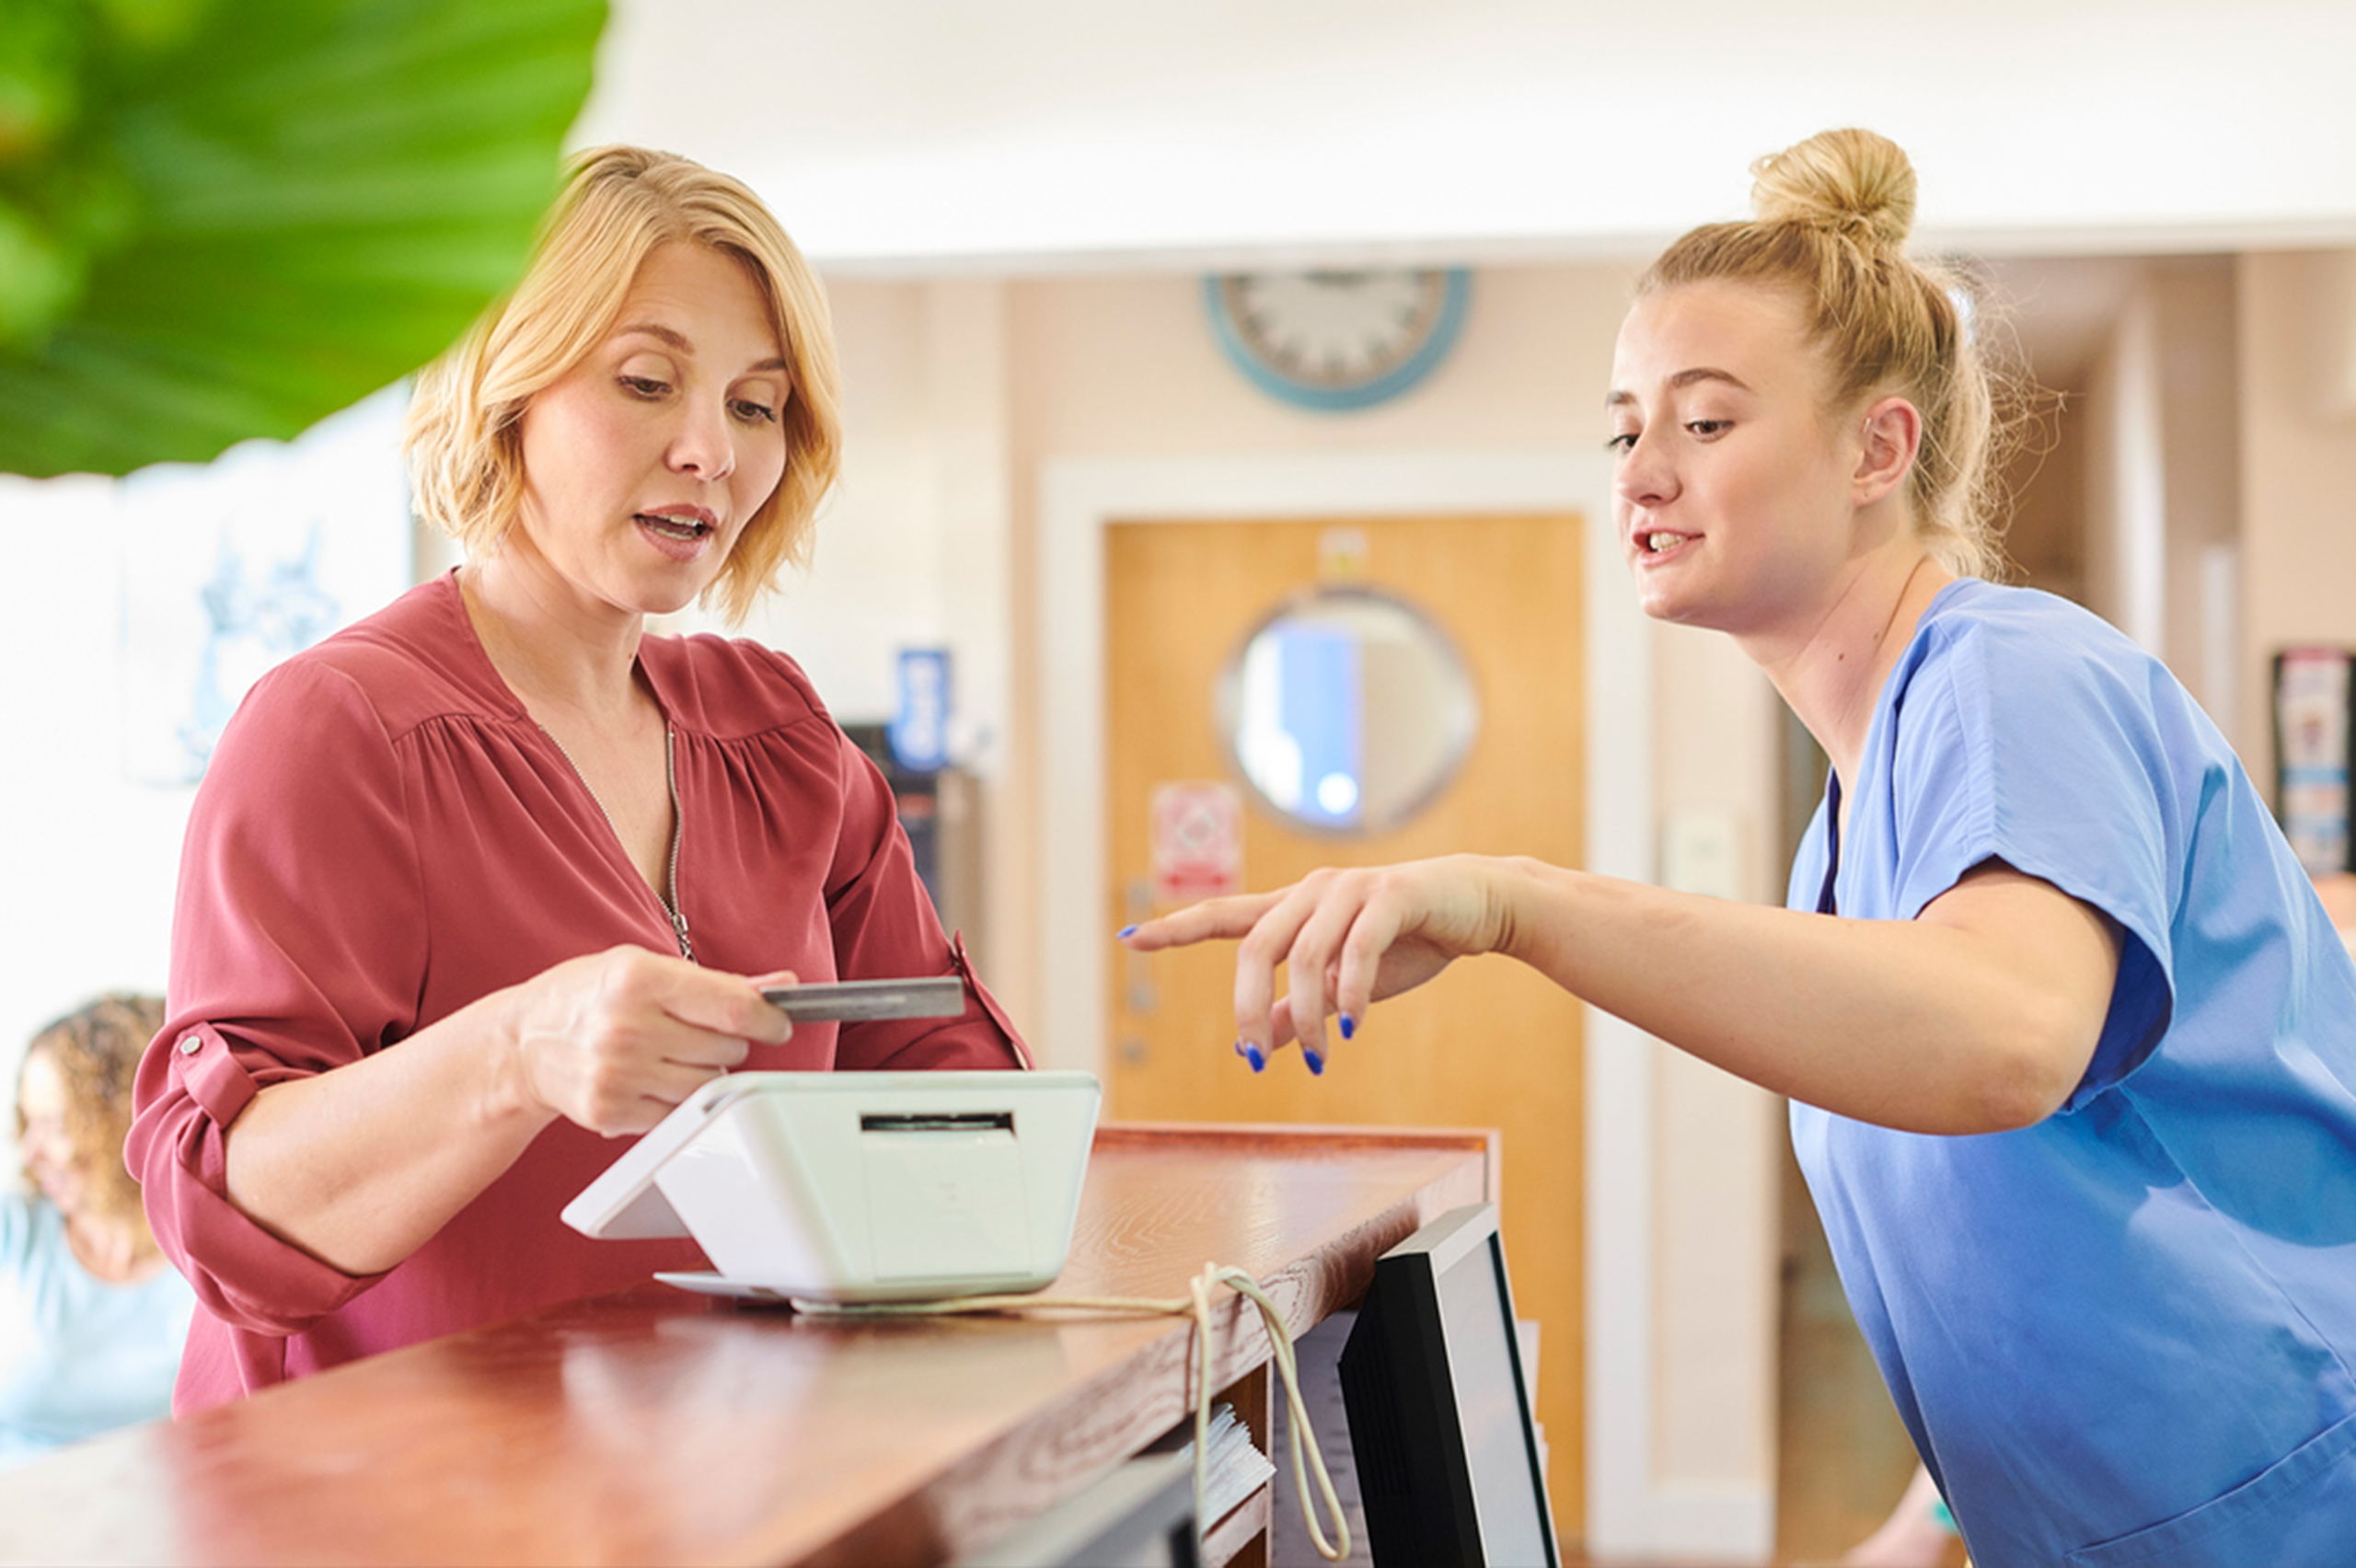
[1116,925,1138,939]
[1338,1014,1357,1041]
[1232,1039,1250,1059]
[1303,1048,1325,1076]
[1245,1043,1266,1072]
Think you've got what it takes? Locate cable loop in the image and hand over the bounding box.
[811,1265,1352,1561]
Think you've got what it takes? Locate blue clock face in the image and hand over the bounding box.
[1205,269,1472,411]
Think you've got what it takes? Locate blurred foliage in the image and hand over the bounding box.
[0,0,604,477]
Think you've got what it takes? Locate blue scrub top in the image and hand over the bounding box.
[1787,580,2356,1568]
[0,1190,195,1470]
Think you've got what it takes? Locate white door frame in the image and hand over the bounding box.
[1037,448,1765,1560]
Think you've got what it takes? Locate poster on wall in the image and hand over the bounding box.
[118,384,414,787]
[2273,645,2353,875]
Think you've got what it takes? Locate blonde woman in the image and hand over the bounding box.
[131,146,1026,1412]
[4,996,193,1467]
[1126,129,2356,1564]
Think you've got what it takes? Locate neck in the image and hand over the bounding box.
[459,549,648,719]
[1744,548,1949,790]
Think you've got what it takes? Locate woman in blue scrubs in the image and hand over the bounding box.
[1122,126,2356,1566]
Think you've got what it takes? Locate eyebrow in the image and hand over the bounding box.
[615,321,791,375]
[1604,366,1753,407]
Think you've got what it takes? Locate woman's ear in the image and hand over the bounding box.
[1854,396,1922,506]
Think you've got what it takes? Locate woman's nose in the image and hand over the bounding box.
[667,398,736,482]
[1614,432,1675,507]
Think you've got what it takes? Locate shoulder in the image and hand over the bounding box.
[0,1191,50,1273]
[241,574,516,743]
[640,631,831,743]
[1911,580,2151,678]
[1897,581,2200,744]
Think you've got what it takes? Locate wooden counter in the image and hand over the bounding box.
[0,1124,1494,1567]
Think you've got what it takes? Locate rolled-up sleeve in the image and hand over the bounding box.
[127,659,422,1333]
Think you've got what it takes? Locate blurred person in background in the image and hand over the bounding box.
[2,995,193,1469]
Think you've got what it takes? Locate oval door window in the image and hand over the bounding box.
[1215,585,1480,836]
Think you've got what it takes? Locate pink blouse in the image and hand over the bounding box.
[127,575,1026,1411]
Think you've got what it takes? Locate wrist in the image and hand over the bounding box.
[1490,855,1569,970]
[468,984,560,1135]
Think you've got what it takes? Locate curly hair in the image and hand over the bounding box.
[16,993,166,1232]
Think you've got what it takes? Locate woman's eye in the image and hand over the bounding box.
[732,398,779,425]
[1605,432,1637,454]
[620,375,669,399]
[1686,419,1730,438]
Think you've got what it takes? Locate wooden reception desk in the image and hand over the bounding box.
[0,1124,1494,1567]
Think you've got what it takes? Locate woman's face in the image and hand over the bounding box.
[1607,280,1867,638]
[17,1049,84,1216]
[510,242,791,620]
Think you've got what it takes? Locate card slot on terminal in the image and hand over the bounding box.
[862,1112,1016,1134]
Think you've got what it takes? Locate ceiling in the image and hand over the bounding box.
[571,0,2353,383]
[576,0,2356,271]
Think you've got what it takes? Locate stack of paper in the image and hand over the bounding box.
[1182,1401,1277,1527]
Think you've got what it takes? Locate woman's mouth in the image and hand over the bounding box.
[636,509,720,560]
[1637,529,1694,559]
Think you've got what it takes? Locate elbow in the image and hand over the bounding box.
[1961,998,2095,1133]
[1967,1068,2068,1134]
[140,1182,336,1339]
[133,1116,366,1337]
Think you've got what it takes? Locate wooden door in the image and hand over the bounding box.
[1106,513,1588,1532]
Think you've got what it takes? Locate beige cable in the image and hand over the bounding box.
[807,1262,1352,1561]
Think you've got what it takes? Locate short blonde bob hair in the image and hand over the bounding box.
[404,144,843,623]
[1638,128,2013,581]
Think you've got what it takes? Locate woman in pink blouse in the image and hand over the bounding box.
[128,146,1027,1411]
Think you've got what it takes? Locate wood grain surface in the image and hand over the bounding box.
[0,1124,1492,1568]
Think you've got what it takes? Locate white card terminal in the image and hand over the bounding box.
[562,1070,1102,1303]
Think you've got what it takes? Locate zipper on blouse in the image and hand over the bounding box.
[661,729,691,961]
[540,722,693,961]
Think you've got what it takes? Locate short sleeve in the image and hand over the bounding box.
[1884,623,2180,1105]
[818,732,1029,1070]
[127,657,421,1332]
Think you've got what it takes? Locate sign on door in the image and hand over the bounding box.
[1149,781,1244,905]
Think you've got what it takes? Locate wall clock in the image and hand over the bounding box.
[1204,268,1472,411]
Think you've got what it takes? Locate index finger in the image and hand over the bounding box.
[1120,889,1288,951]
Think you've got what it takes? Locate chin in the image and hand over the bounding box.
[625,570,720,620]
[1631,579,1702,627]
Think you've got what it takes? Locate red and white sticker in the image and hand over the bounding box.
[1149,781,1244,905]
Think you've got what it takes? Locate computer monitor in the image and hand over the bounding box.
[1338,1203,1558,1568]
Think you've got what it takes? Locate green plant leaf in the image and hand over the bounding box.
[0,0,605,478]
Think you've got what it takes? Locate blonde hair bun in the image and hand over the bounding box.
[1750,127,1916,252]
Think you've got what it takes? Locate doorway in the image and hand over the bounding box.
[1104,511,1588,1524]
[1036,447,1690,1556]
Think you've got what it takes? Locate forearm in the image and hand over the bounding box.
[1494,858,2110,1134]
[222,987,552,1276]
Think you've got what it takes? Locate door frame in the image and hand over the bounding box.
[1040,450,1769,1559]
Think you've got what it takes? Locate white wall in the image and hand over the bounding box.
[2238,249,2356,781]
[2079,260,2248,748]
[0,387,413,1104]
[0,477,191,1092]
